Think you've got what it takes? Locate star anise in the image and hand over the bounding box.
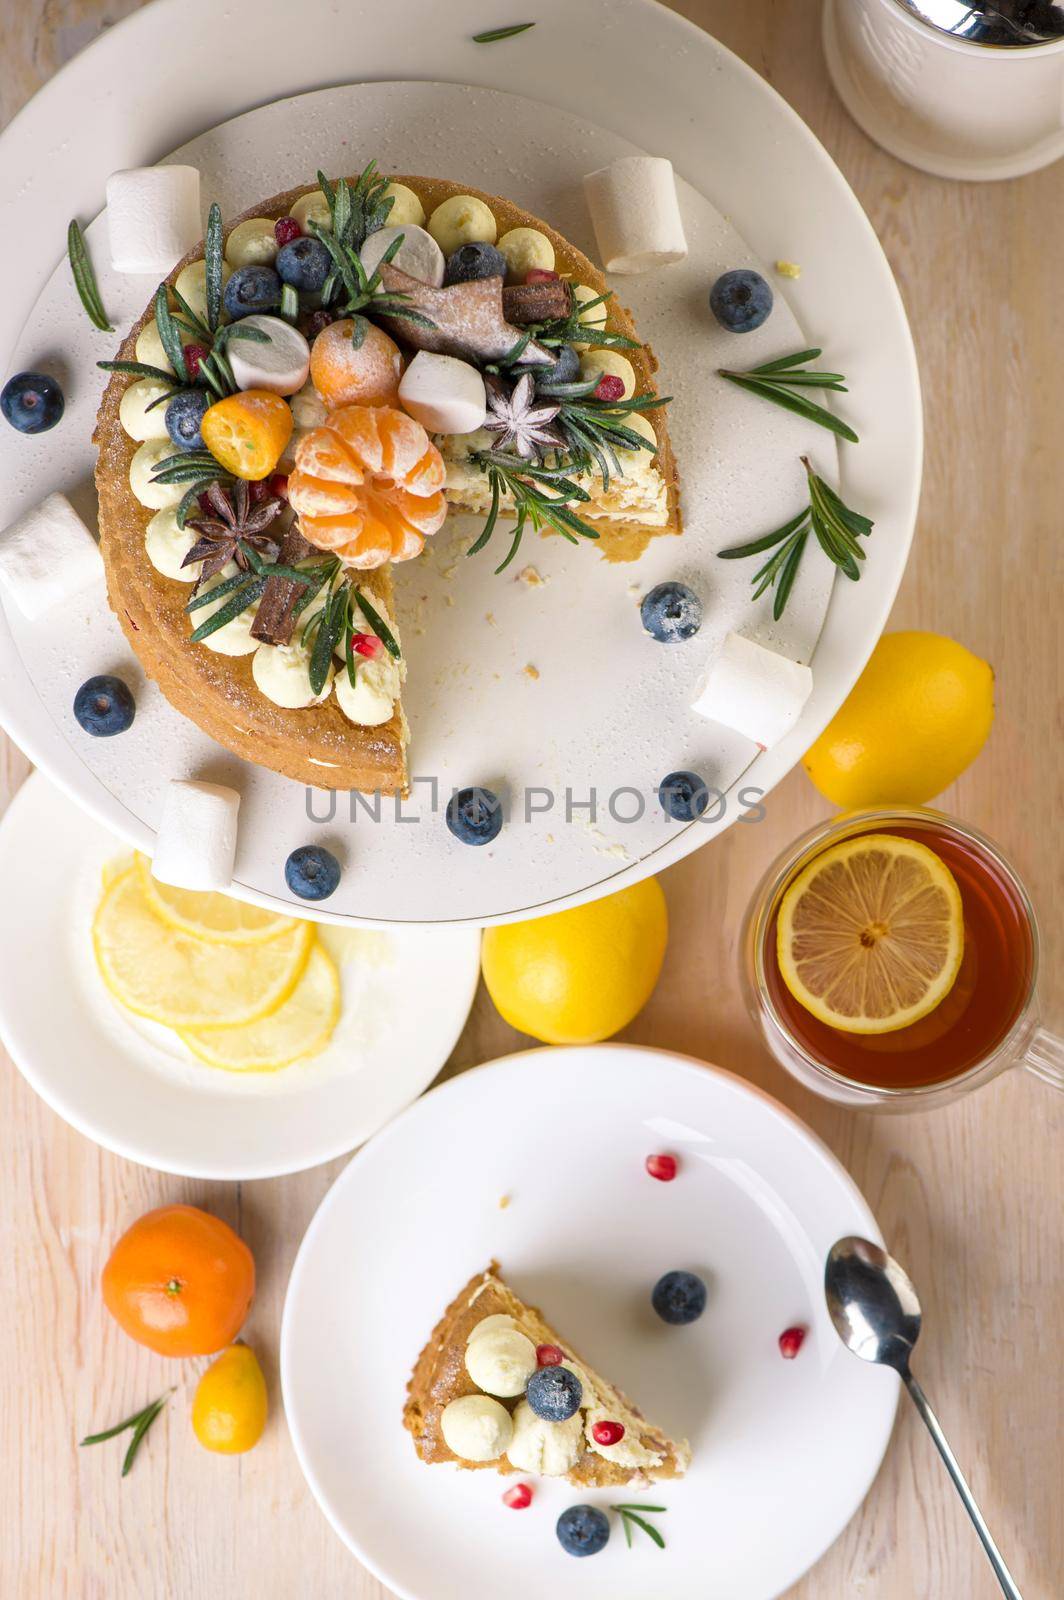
[183,480,284,586]
[482,372,564,460]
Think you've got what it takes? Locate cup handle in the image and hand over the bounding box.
[1024,1027,1064,1091]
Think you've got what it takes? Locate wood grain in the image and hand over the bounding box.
[0,3,1061,1596]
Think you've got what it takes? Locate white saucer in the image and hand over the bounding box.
[0,772,480,1177]
[281,1046,898,1599]
[0,1,921,927]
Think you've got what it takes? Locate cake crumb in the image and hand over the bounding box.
[517,565,547,587]
[775,258,802,280]
[485,611,497,627]
[523,663,539,680]
[498,1194,511,1210]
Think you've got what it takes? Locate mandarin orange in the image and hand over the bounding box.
[310,318,403,408]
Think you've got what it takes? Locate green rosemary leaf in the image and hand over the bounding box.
[610,1504,667,1551]
[316,170,336,212]
[332,178,353,247]
[175,478,220,529]
[473,21,536,42]
[81,1394,167,1448]
[170,287,211,342]
[67,219,112,331]
[720,370,859,443]
[309,586,345,693]
[355,589,402,660]
[773,528,809,619]
[97,360,180,385]
[611,1505,668,1513]
[467,471,502,557]
[121,1394,169,1478]
[189,578,265,640]
[808,464,874,538]
[186,567,253,611]
[154,287,189,385]
[748,348,822,374]
[718,506,810,560]
[309,220,361,304]
[495,505,528,574]
[205,203,224,332]
[344,611,358,688]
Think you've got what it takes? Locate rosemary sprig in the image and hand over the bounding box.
[97,359,180,386]
[718,348,858,443]
[80,1392,171,1478]
[188,575,267,642]
[554,387,668,491]
[317,161,395,259]
[468,450,598,574]
[531,288,640,354]
[153,286,189,384]
[611,1504,667,1551]
[718,455,874,619]
[306,582,350,694]
[309,223,435,335]
[195,321,272,399]
[472,21,536,41]
[67,219,112,331]
[205,202,224,333]
[355,589,402,661]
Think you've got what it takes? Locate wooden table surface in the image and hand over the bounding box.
[1,3,1061,1597]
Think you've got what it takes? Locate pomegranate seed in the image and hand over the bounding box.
[591,1420,625,1447]
[645,1153,678,1182]
[525,267,560,284]
[351,632,383,660]
[269,472,290,502]
[536,1344,564,1367]
[594,374,626,403]
[778,1326,806,1360]
[183,343,209,379]
[275,216,301,246]
[502,1483,533,1509]
[304,309,336,341]
[248,477,272,504]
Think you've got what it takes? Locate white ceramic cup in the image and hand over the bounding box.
[823,0,1064,180]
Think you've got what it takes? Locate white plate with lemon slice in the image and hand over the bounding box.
[0,773,480,1177]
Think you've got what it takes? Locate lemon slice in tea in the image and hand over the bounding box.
[94,868,313,1028]
[777,834,964,1035]
[134,852,295,945]
[177,942,341,1071]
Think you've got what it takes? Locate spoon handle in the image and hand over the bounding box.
[903,1371,1023,1600]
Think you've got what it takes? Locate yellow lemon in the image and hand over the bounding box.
[177,943,341,1071]
[133,852,296,945]
[777,834,964,1034]
[481,878,668,1045]
[93,868,312,1028]
[803,631,994,808]
[192,1344,268,1455]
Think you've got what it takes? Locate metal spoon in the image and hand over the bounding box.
[824,1236,1023,1600]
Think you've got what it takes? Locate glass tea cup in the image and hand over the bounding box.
[741,805,1063,1111]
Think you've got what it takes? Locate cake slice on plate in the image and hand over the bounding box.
[403,1262,690,1487]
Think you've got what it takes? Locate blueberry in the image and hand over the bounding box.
[709,268,773,333]
[285,845,341,901]
[165,388,212,452]
[658,771,709,822]
[276,237,332,294]
[526,1364,582,1421]
[223,264,282,321]
[446,787,503,846]
[556,1505,610,1558]
[1,371,64,435]
[443,242,508,285]
[73,675,135,737]
[651,1269,707,1325]
[534,343,581,393]
[641,581,703,643]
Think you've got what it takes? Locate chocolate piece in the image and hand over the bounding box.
[376,264,553,366]
[251,523,316,648]
[502,280,571,325]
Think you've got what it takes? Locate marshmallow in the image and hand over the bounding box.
[397,351,487,435]
[691,632,813,749]
[0,493,102,621]
[106,165,202,276]
[583,155,688,274]
[360,224,445,287]
[227,316,310,396]
[152,779,240,891]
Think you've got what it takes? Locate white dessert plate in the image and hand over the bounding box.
[0,772,479,1177]
[281,1046,898,1600]
[0,0,920,928]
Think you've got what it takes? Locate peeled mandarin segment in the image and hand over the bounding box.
[287,471,364,518]
[293,428,366,487]
[403,444,447,498]
[133,854,295,945]
[177,943,340,1071]
[309,319,402,408]
[776,835,965,1035]
[384,485,447,536]
[298,511,367,552]
[328,405,385,474]
[93,868,313,1028]
[201,390,293,480]
[390,525,425,562]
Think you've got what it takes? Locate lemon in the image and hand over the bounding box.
[777,834,964,1034]
[93,868,312,1028]
[177,943,340,1071]
[803,631,994,808]
[481,878,667,1045]
[192,1344,268,1455]
[134,852,295,945]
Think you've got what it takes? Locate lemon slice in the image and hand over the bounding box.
[777,834,964,1035]
[134,852,295,945]
[177,942,341,1071]
[94,868,313,1027]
